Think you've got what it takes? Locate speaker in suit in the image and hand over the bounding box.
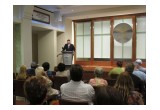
[62,39,75,51]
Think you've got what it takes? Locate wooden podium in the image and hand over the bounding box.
[62,51,74,66]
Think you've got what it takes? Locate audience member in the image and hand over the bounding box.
[134,59,146,74]
[94,86,124,105]
[42,62,52,76]
[16,65,27,80]
[56,63,70,79]
[60,64,95,102]
[26,62,38,76]
[35,67,59,97]
[127,91,144,105]
[24,76,47,105]
[133,62,146,81]
[125,62,145,93]
[89,67,108,87]
[114,72,143,104]
[114,73,134,104]
[109,61,124,76]
[54,66,58,72]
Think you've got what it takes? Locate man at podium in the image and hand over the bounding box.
[62,39,75,52]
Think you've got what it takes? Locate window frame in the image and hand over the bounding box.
[73,13,146,67]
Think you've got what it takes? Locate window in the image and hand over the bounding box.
[76,22,91,60]
[74,13,146,66]
[113,18,133,60]
[136,16,146,59]
[94,20,110,60]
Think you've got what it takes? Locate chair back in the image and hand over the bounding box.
[53,76,68,90]
[107,79,117,86]
[13,79,25,97]
[110,74,119,79]
[59,99,88,105]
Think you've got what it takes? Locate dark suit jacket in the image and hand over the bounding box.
[63,44,75,51]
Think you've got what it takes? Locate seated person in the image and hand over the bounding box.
[60,64,95,102]
[35,67,59,97]
[56,63,70,79]
[26,62,38,76]
[125,62,145,93]
[89,67,108,87]
[16,65,27,80]
[109,61,124,76]
[114,73,144,105]
[24,76,48,105]
[134,59,146,74]
[94,86,124,105]
[42,62,53,77]
[133,62,146,82]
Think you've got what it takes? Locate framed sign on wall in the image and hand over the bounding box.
[32,10,50,24]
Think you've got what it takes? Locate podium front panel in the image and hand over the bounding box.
[62,53,73,65]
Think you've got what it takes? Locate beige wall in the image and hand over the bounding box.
[38,30,57,70]
[57,32,65,64]
[64,18,72,42]
[32,33,38,63]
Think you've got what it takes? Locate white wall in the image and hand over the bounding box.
[57,32,65,64]
[64,18,72,42]
[38,30,57,70]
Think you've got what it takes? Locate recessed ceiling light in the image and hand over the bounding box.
[72,10,74,12]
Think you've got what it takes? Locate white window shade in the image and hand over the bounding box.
[114,18,133,59]
[94,22,101,34]
[76,22,91,59]
[94,35,102,58]
[84,36,91,58]
[94,20,110,59]
[76,36,83,58]
[102,35,110,58]
[76,23,83,35]
[136,16,146,59]
[136,33,146,59]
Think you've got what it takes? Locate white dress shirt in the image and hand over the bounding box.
[60,80,95,102]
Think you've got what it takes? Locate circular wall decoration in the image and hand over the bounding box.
[113,23,133,44]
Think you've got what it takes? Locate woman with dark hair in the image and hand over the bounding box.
[94,86,124,105]
[56,63,70,79]
[42,62,52,76]
[114,73,144,105]
[24,76,48,105]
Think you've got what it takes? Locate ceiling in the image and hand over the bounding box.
[36,5,126,15]
[36,5,146,20]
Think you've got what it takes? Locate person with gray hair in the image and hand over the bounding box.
[134,59,146,74]
[89,67,108,87]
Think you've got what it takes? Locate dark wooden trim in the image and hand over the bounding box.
[110,17,114,66]
[34,6,54,13]
[73,20,92,23]
[132,16,136,61]
[73,13,146,22]
[91,20,94,64]
[74,22,76,64]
